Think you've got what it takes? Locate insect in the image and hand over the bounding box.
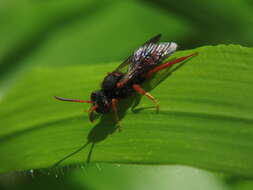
[55,34,197,128]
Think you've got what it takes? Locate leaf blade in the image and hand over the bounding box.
[1,45,253,178]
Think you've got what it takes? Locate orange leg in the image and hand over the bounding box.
[132,84,159,112]
[88,105,98,123]
[117,78,129,88]
[146,52,198,78]
[111,98,121,131]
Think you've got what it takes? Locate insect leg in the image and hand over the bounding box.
[117,78,129,88]
[146,52,198,78]
[132,84,159,112]
[111,98,122,131]
[89,105,98,123]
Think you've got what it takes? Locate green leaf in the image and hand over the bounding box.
[0,0,101,70]
[148,0,253,47]
[0,0,191,95]
[0,45,253,177]
[69,164,227,190]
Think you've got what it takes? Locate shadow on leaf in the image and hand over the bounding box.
[52,56,192,168]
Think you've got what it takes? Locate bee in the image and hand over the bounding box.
[55,34,197,128]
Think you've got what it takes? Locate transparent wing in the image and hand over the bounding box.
[114,55,132,73]
[124,42,178,80]
[114,34,162,73]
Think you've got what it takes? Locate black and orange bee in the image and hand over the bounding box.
[55,34,197,127]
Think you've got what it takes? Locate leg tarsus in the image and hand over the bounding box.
[132,84,159,112]
[89,105,98,123]
[111,98,122,131]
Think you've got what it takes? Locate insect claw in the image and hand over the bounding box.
[116,122,122,132]
[155,104,160,113]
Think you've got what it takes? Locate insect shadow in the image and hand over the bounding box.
[131,58,187,113]
[52,95,136,168]
[52,58,189,168]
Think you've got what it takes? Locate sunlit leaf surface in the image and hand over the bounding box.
[0,45,253,177]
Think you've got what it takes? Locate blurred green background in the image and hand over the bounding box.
[1,0,253,95]
[1,0,253,189]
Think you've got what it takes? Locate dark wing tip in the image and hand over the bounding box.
[144,34,162,45]
[156,33,162,38]
[153,33,162,39]
[114,33,162,72]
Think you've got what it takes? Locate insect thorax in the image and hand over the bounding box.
[102,72,124,90]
